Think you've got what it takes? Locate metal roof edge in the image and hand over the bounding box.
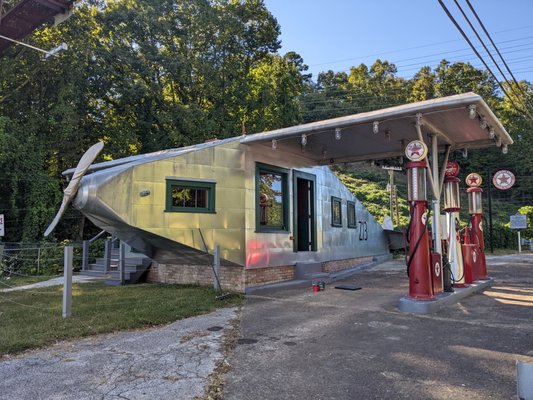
[240,93,511,144]
[62,136,242,177]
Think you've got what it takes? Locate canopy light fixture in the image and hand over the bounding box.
[301,134,307,146]
[462,148,468,159]
[335,128,342,140]
[271,139,277,150]
[502,144,508,154]
[468,104,477,119]
[489,127,495,139]
[373,121,379,134]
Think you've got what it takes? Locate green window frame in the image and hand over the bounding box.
[347,201,357,229]
[331,196,342,227]
[165,179,216,213]
[256,163,289,232]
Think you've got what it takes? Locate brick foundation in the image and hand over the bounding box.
[146,256,374,292]
[322,256,374,273]
[146,262,294,293]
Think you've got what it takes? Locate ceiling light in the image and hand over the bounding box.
[335,128,342,140]
[301,134,307,146]
[271,139,277,150]
[468,105,477,119]
[373,121,379,134]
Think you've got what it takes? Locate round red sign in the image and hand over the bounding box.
[466,173,483,188]
[445,161,460,177]
[405,140,428,161]
[493,170,515,190]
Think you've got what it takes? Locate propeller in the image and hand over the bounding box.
[44,141,104,237]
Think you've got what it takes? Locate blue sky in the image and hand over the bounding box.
[263,0,533,83]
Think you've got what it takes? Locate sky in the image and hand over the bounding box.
[262,0,533,84]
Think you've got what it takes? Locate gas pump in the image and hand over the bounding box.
[466,173,489,280]
[404,140,440,299]
[443,161,465,288]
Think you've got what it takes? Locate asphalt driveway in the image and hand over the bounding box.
[224,254,533,400]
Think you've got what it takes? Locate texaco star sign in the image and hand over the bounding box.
[405,140,428,161]
[493,169,515,190]
[466,172,483,188]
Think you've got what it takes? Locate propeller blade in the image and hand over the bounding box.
[43,195,69,237]
[44,141,104,237]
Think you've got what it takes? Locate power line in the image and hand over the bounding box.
[437,0,532,121]
[464,0,533,110]
[307,23,533,70]
[451,0,533,119]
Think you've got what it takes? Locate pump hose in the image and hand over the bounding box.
[403,202,416,272]
[406,206,431,278]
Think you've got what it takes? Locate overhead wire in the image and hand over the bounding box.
[464,0,533,110]
[451,0,533,120]
[437,0,533,121]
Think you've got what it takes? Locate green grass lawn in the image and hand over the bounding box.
[0,282,243,355]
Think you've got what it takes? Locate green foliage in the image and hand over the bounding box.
[0,0,531,253]
[334,166,410,227]
[0,0,299,242]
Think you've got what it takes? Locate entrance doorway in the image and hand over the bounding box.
[293,171,316,252]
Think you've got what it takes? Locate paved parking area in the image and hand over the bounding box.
[1,254,531,399]
[225,254,533,400]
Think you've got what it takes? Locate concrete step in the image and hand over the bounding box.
[80,270,111,278]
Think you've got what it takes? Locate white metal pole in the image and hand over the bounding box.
[213,244,221,291]
[63,246,73,318]
[518,231,522,253]
[431,134,442,254]
[119,242,125,285]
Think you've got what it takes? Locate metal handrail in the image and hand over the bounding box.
[88,230,107,244]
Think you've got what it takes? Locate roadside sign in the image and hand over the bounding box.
[510,213,527,230]
[0,214,4,236]
[493,170,515,190]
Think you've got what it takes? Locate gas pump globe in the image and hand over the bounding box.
[404,140,437,300]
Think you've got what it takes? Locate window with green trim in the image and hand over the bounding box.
[256,163,289,232]
[331,196,342,227]
[165,179,216,213]
[347,201,357,228]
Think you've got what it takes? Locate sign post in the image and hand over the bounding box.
[0,214,4,237]
[510,213,527,253]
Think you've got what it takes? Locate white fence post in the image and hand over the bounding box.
[63,246,73,318]
[119,242,125,285]
[213,244,221,291]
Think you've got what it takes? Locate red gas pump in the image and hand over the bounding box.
[404,140,436,300]
[466,173,489,280]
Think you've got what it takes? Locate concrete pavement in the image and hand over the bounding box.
[0,307,238,399]
[224,254,533,400]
